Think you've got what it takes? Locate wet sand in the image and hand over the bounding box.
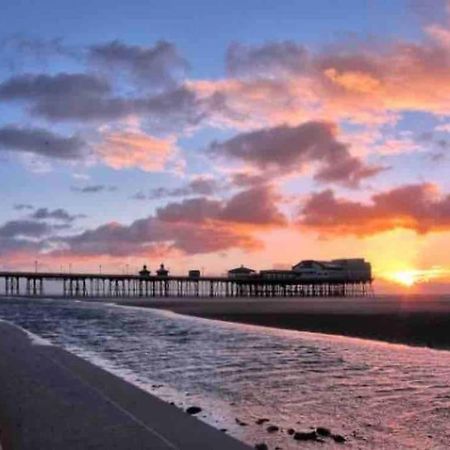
[117,296,450,350]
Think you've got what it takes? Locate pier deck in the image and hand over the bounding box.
[0,271,373,298]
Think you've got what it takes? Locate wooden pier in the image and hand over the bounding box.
[0,271,373,298]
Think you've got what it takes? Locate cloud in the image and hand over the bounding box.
[56,217,261,257]
[209,121,385,187]
[0,72,206,132]
[30,208,83,223]
[220,185,286,225]
[190,30,450,129]
[0,72,110,100]
[0,220,50,238]
[226,41,308,78]
[13,203,34,211]
[229,171,267,187]
[51,185,284,258]
[156,197,222,223]
[0,237,43,258]
[156,185,286,226]
[96,130,177,172]
[71,185,117,193]
[139,176,220,200]
[0,125,85,160]
[88,40,188,89]
[0,36,80,69]
[299,183,450,236]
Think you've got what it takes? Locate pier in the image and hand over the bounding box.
[0,271,373,298]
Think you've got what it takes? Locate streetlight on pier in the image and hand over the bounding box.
[99,264,102,274]
[34,260,38,273]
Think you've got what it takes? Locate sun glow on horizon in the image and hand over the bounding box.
[387,267,450,287]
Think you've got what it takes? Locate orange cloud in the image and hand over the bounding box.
[96,130,177,172]
[299,183,450,236]
[189,27,450,129]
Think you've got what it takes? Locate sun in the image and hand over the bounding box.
[391,270,417,287]
[388,267,449,288]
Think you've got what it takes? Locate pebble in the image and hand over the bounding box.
[316,427,331,437]
[332,434,346,443]
[256,418,270,425]
[293,430,318,441]
[266,425,279,433]
[254,444,268,450]
[235,418,248,426]
[185,406,202,415]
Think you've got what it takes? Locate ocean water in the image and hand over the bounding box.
[0,297,449,449]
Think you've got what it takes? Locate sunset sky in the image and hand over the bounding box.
[1,0,450,292]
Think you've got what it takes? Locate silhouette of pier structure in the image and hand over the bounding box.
[0,270,373,298]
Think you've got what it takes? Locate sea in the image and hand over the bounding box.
[0,296,449,449]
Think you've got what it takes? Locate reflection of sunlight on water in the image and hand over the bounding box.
[1,297,450,449]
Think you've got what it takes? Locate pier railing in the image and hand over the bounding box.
[0,271,373,298]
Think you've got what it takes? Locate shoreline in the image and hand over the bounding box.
[115,297,450,350]
[0,320,250,450]
[2,294,450,349]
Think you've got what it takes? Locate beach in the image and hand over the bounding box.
[0,318,250,450]
[1,296,450,449]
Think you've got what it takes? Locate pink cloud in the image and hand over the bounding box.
[156,185,286,226]
[299,183,450,236]
[190,29,450,129]
[96,130,177,172]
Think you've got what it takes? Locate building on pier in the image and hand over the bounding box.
[291,259,371,282]
[228,265,256,279]
[259,269,296,280]
[188,270,201,278]
[156,263,169,277]
[139,265,150,277]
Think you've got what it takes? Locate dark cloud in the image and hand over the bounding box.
[0,72,110,100]
[0,71,205,131]
[53,185,284,257]
[71,185,117,194]
[220,186,286,225]
[137,86,206,132]
[156,185,286,226]
[0,220,50,238]
[141,176,220,200]
[0,36,79,65]
[226,41,308,78]
[209,121,385,187]
[0,73,131,122]
[89,40,188,89]
[156,198,222,223]
[31,208,83,223]
[56,217,261,257]
[13,203,34,211]
[0,125,85,160]
[299,183,450,236]
[0,237,43,257]
[131,191,147,201]
[230,172,267,187]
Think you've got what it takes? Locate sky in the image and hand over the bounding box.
[0,0,450,292]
